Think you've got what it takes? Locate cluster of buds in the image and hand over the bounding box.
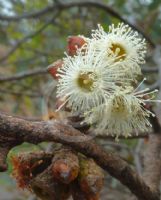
[47,36,86,79]
[47,23,160,139]
[11,147,104,200]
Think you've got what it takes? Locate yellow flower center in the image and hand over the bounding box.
[109,43,126,61]
[77,72,96,92]
[111,96,129,118]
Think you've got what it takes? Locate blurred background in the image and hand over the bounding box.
[0,0,161,199]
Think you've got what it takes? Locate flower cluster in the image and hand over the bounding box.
[56,23,159,138]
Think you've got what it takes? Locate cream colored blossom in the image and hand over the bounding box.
[56,44,128,113]
[84,85,159,138]
[90,23,146,77]
[54,23,160,139]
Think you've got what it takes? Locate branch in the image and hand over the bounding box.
[0,5,55,21]
[142,83,161,193]
[0,0,155,49]
[0,15,57,63]
[0,89,42,98]
[0,1,155,62]
[0,68,47,82]
[131,116,161,200]
[50,0,156,47]
[143,134,161,192]
[0,112,159,200]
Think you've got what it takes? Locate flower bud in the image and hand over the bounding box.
[47,59,64,80]
[67,36,86,56]
[79,157,104,197]
[52,147,79,184]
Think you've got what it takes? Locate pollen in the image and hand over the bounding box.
[109,43,126,61]
[77,72,96,92]
[111,95,129,118]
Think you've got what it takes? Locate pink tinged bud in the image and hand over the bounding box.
[47,59,64,80]
[67,36,86,56]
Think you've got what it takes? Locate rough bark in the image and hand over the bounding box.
[0,113,160,200]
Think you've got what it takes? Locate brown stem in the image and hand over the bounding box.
[0,112,159,200]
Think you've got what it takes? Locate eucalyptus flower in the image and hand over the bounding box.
[84,85,159,138]
[56,45,128,113]
[91,23,146,77]
[54,23,160,139]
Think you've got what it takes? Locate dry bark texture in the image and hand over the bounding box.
[0,112,160,200]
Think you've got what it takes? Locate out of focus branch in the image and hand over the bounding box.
[143,134,161,192]
[0,89,42,98]
[0,68,47,82]
[0,112,159,200]
[142,67,158,73]
[0,15,57,63]
[149,81,160,91]
[59,1,155,47]
[0,1,155,48]
[142,57,161,194]
[0,5,55,21]
[130,116,161,200]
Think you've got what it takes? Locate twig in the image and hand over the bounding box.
[0,112,159,200]
[58,1,155,47]
[0,15,57,63]
[0,1,155,48]
[0,89,42,98]
[142,59,161,194]
[129,114,161,200]
[143,134,161,192]
[0,5,55,21]
[0,68,47,82]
